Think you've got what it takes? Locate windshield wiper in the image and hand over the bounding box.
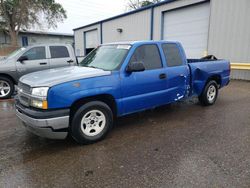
[87,65,105,70]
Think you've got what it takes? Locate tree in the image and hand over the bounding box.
[127,0,162,10]
[0,0,67,47]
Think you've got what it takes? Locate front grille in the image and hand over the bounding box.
[18,82,32,107]
[18,82,31,94]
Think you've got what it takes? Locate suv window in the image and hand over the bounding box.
[129,44,162,70]
[162,43,183,67]
[50,46,69,58]
[22,47,46,60]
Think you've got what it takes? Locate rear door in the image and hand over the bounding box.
[162,43,190,101]
[120,44,168,115]
[16,46,49,77]
[49,45,74,69]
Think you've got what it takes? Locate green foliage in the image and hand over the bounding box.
[0,0,66,30]
[0,0,67,45]
[127,0,162,10]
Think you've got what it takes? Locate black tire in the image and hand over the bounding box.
[0,76,14,99]
[70,101,113,144]
[198,80,218,106]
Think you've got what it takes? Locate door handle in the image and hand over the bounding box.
[159,73,167,79]
[39,62,47,65]
[67,59,74,63]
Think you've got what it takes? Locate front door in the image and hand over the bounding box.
[120,44,168,115]
[16,46,49,78]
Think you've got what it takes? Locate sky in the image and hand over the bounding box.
[50,0,127,34]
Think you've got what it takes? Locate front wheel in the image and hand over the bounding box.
[70,101,113,144]
[0,76,14,99]
[198,80,218,106]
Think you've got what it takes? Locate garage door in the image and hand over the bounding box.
[163,3,210,58]
[85,29,98,54]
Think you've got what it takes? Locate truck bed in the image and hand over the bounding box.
[187,59,230,96]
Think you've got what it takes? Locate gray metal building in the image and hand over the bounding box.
[74,0,250,80]
[0,30,73,47]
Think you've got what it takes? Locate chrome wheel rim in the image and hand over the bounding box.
[80,110,106,136]
[207,85,216,102]
[0,80,11,97]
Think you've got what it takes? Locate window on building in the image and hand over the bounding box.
[162,43,183,67]
[22,47,46,60]
[21,36,28,46]
[50,46,70,58]
[129,44,162,70]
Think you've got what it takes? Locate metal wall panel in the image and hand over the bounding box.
[231,70,250,80]
[74,24,100,56]
[163,2,210,58]
[208,0,250,79]
[208,0,250,62]
[102,10,151,43]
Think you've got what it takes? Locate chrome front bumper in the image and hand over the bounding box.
[16,106,69,140]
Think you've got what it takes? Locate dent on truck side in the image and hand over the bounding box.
[189,60,230,96]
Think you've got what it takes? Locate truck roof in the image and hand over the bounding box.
[22,43,73,48]
[103,40,179,46]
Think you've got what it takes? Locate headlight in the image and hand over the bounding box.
[31,87,49,109]
[31,87,49,97]
[31,99,48,110]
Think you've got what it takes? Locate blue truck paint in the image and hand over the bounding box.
[47,41,229,116]
[16,40,230,140]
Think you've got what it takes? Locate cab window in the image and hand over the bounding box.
[129,44,162,70]
[162,43,183,67]
[50,46,70,58]
[22,47,46,60]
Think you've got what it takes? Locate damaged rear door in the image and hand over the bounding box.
[162,43,190,102]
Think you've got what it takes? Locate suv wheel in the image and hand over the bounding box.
[70,101,113,144]
[0,76,14,99]
[199,80,218,106]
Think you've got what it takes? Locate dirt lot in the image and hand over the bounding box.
[0,80,249,188]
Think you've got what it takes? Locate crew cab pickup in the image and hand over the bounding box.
[0,44,77,99]
[15,41,230,144]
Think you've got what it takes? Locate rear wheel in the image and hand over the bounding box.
[70,101,113,144]
[0,76,14,99]
[198,80,218,106]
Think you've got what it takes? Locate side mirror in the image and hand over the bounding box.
[126,61,145,72]
[18,56,28,63]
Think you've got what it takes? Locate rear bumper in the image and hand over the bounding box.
[15,101,70,139]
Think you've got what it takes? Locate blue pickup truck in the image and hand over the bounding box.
[15,41,230,144]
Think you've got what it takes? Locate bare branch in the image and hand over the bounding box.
[127,0,162,10]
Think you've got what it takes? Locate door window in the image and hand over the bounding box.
[50,46,70,58]
[129,44,162,70]
[22,47,46,60]
[162,43,183,67]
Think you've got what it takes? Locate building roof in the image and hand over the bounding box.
[73,0,179,31]
[19,30,73,37]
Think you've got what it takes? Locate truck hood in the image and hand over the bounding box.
[0,58,7,63]
[19,66,111,87]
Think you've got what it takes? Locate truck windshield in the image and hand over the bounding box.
[6,47,26,60]
[80,45,130,71]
